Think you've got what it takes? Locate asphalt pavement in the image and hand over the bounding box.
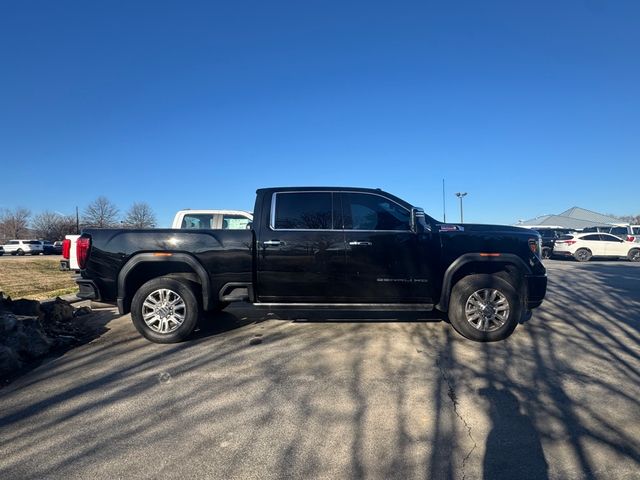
[0,261,639,479]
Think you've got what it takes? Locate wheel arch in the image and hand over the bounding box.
[117,253,212,314]
[436,253,531,312]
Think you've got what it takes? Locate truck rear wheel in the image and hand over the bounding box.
[448,274,521,342]
[131,276,200,343]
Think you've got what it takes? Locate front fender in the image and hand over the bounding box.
[435,253,533,312]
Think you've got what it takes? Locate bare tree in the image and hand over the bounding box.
[607,213,640,225]
[56,215,78,237]
[82,196,120,228]
[32,211,61,240]
[123,202,157,228]
[0,207,31,240]
[32,211,77,240]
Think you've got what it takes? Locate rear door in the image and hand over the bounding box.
[256,191,347,302]
[340,192,435,303]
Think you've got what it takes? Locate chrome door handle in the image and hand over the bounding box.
[349,241,372,246]
[263,240,283,246]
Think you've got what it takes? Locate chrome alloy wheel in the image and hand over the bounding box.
[141,289,186,334]
[464,288,510,332]
[575,249,590,261]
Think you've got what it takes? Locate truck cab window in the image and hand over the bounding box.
[181,214,214,229]
[342,193,410,231]
[273,192,333,230]
[222,215,252,230]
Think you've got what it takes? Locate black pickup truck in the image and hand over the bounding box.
[75,187,547,343]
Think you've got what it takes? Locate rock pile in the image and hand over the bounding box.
[0,292,92,381]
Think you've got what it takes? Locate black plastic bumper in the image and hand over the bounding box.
[76,279,100,301]
[525,274,547,309]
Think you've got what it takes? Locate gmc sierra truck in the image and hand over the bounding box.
[74,187,547,343]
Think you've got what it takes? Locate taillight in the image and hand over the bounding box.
[76,237,91,269]
[627,235,635,242]
[62,239,71,259]
[565,240,576,246]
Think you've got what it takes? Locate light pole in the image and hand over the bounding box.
[455,192,467,223]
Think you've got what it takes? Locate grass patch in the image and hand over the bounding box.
[0,258,78,300]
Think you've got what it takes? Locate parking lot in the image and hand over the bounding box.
[0,261,638,479]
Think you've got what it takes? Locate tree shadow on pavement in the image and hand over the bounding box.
[0,263,639,479]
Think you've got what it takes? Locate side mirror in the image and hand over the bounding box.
[411,207,430,233]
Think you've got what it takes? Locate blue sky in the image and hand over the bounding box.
[1,0,639,227]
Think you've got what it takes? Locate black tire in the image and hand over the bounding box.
[574,248,592,262]
[448,274,522,342]
[131,276,200,343]
[541,247,552,259]
[17,249,24,256]
[628,248,640,262]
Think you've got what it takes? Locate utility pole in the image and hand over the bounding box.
[442,179,446,222]
[455,192,468,223]
[76,206,80,234]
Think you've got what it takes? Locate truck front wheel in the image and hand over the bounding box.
[448,274,522,342]
[131,276,200,343]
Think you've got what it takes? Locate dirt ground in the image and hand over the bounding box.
[0,256,78,300]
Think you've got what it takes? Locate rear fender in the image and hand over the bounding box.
[117,253,212,314]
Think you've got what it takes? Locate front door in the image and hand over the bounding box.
[599,233,626,257]
[340,192,435,303]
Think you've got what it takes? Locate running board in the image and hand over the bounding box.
[252,303,434,311]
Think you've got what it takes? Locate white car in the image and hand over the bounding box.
[554,232,640,262]
[2,239,44,256]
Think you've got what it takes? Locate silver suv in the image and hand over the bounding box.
[582,225,639,242]
[607,226,640,243]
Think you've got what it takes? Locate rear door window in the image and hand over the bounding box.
[222,215,252,230]
[273,192,334,230]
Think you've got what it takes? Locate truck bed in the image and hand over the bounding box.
[83,228,254,306]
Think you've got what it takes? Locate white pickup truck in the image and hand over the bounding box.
[61,210,253,271]
[171,210,252,230]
